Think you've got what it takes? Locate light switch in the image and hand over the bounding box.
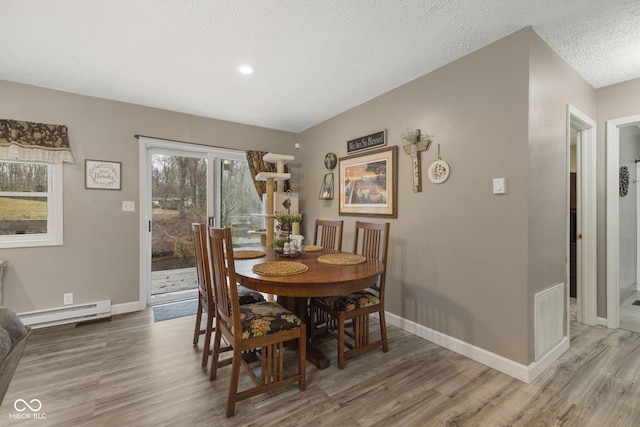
[122,201,135,211]
[493,177,506,195]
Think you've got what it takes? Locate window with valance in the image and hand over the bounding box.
[0,119,74,164]
[0,119,73,248]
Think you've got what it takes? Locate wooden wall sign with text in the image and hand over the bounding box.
[347,130,386,153]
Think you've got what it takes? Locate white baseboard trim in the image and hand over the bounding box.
[596,316,607,327]
[385,311,569,384]
[111,301,143,315]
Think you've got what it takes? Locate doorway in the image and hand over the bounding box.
[606,117,640,332]
[149,149,209,302]
[138,136,263,307]
[567,105,597,328]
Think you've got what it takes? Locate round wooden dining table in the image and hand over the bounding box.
[233,246,384,369]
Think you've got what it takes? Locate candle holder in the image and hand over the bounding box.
[318,173,334,200]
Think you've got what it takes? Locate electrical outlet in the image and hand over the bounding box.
[63,293,73,305]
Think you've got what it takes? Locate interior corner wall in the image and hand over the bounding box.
[526,30,596,360]
[0,79,296,313]
[298,29,533,364]
[618,126,640,303]
[596,78,640,318]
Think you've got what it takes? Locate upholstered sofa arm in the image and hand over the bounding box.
[0,307,30,406]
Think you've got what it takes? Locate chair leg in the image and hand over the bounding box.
[226,349,242,418]
[309,305,317,338]
[379,309,389,353]
[201,310,214,367]
[299,325,306,390]
[193,300,203,345]
[338,314,346,369]
[210,324,222,381]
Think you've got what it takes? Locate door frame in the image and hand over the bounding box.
[138,136,244,308]
[637,161,640,292]
[606,114,640,328]
[567,105,597,327]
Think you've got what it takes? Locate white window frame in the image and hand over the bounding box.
[0,160,64,248]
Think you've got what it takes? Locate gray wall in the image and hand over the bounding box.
[526,31,596,357]
[2,26,637,367]
[0,80,296,310]
[618,126,640,302]
[298,28,595,365]
[596,78,640,316]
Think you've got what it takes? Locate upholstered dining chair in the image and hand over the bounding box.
[191,223,264,368]
[208,227,306,417]
[310,220,390,369]
[313,219,344,251]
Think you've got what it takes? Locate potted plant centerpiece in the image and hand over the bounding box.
[272,236,289,254]
[275,212,302,233]
[273,211,302,256]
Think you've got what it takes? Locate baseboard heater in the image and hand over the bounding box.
[18,300,112,329]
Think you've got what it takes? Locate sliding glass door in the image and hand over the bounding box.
[139,137,263,306]
[219,158,264,247]
[149,149,208,300]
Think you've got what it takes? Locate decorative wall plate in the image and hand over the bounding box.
[324,153,337,170]
[428,159,450,184]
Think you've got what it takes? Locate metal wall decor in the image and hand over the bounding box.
[319,173,334,200]
[620,166,630,197]
[319,153,336,200]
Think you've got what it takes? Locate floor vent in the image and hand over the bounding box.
[76,316,112,327]
[19,300,111,329]
[534,283,565,361]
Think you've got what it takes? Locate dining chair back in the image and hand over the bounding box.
[191,223,217,367]
[313,219,343,251]
[311,220,390,369]
[208,227,306,417]
[191,223,264,368]
[353,220,389,294]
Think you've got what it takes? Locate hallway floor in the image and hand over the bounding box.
[620,289,640,333]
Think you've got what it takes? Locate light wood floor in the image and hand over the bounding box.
[620,289,640,334]
[1,309,640,426]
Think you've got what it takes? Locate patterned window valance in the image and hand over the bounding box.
[0,119,75,164]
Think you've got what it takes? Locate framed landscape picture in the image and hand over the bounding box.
[338,146,397,217]
[85,159,121,190]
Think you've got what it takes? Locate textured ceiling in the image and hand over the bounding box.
[1,0,639,132]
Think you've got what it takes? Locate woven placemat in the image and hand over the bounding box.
[252,261,309,276]
[317,253,367,265]
[304,245,323,252]
[233,250,266,260]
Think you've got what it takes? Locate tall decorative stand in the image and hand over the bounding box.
[255,153,294,302]
[255,172,290,251]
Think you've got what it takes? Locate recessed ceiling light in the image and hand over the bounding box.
[237,65,256,75]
